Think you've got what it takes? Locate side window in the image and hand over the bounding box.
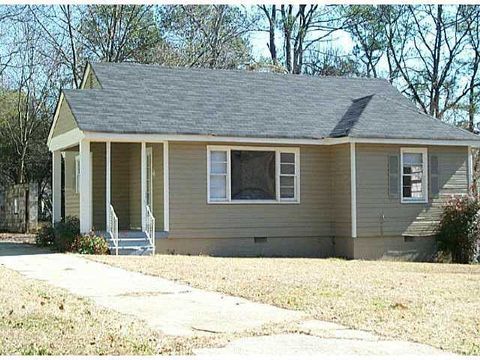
[279,152,298,201]
[401,148,428,203]
[209,150,228,202]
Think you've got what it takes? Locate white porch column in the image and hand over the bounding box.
[106,141,111,229]
[79,139,92,233]
[350,142,357,238]
[468,146,473,193]
[141,142,147,231]
[163,141,170,232]
[52,150,62,224]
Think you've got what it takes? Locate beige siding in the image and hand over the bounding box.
[92,143,106,230]
[331,144,353,258]
[111,143,131,229]
[64,151,79,219]
[82,69,101,89]
[168,142,333,241]
[129,144,141,229]
[331,144,351,237]
[52,99,78,138]
[356,144,468,238]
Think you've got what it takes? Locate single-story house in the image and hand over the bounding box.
[47,62,480,259]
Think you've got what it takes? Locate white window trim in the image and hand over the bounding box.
[75,154,80,194]
[400,147,428,204]
[207,145,300,204]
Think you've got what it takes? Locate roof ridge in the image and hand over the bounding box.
[90,61,389,83]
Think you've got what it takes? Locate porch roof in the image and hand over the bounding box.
[61,62,479,142]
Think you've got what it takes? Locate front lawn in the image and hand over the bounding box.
[89,255,480,355]
[0,266,163,355]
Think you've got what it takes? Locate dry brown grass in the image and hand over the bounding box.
[0,265,164,355]
[88,255,480,355]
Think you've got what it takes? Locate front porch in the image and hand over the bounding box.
[51,140,170,255]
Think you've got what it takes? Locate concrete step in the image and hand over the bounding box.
[108,238,154,256]
[109,246,154,256]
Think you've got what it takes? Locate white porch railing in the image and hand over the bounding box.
[107,204,119,256]
[145,205,155,255]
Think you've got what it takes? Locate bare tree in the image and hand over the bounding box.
[386,5,476,119]
[259,5,277,65]
[465,6,480,132]
[0,19,59,186]
[158,5,253,69]
[258,5,348,74]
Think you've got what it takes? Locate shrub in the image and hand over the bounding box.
[436,195,480,264]
[71,233,110,255]
[35,223,55,247]
[53,216,80,252]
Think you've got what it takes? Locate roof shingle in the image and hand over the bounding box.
[61,62,479,142]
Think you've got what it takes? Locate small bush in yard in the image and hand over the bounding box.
[71,233,110,255]
[35,224,55,247]
[436,195,480,264]
[52,216,80,252]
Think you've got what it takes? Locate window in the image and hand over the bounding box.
[231,150,275,200]
[75,155,80,194]
[207,146,299,203]
[401,148,428,203]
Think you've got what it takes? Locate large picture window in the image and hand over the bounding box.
[401,148,428,203]
[207,146,299,203]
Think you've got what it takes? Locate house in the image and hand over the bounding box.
[47,62,480,259]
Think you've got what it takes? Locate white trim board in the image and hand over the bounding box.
[350,142,357,238]
[80,131,480,147]
[163,141,170,232]
[47,92,65,146]
[49,127,85,151]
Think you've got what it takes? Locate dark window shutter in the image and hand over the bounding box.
[430,155,439,197]
[388,155,400,198]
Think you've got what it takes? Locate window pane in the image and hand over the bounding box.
[403,153,422,165]
[211,162,227,174]
[280,164,295,175]
[210,175,226,199]
[211,151,227,162]
[280,153,295,163]
[280,187,295,198]
[231,150,275,200]
[280,176,294,187]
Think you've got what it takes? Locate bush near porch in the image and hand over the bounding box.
[36,217,109,255]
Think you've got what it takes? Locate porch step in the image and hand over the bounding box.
[107,237,154,256]
[109,245,154,256]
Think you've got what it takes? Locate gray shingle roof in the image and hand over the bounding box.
[62,62,480,141]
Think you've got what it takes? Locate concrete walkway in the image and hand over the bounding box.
[0,243,453,356]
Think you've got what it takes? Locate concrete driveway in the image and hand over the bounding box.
[0,242,453,356]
